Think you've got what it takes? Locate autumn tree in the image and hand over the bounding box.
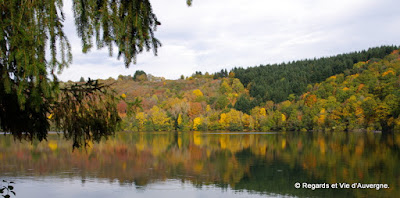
[189,102,203,119]
[219,80,232,94]
[219,109,243,131]
[192,117,203,131]
[241,113,254,130]
[193,89,205,102]
[232,79,244,93]
[149,106,171,131]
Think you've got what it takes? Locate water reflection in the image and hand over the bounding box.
[0,131,399,197]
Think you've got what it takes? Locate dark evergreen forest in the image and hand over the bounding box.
[230,46,398,103]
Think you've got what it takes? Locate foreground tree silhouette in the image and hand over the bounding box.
[0,0,192,148]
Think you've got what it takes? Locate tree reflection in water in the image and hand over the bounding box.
[0,131,399,197]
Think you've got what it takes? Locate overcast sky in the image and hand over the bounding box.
[58,0,400,81]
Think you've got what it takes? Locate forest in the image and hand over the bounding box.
[72,46,400,133]
[231,45,398,103]
[1,1,398,197]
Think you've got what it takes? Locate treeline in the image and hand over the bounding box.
[231,45,398,103]
[106,47,400,133]
[114,76,250,132]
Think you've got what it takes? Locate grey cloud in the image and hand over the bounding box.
[57,0,400,81]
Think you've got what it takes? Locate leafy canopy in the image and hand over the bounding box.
[0,0,191,147]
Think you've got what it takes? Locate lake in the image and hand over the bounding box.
[1,131,399,197]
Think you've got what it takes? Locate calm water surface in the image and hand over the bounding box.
[1,131,399,197]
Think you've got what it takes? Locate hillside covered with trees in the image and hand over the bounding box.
[90,47,400,133]
[232,46,398,103]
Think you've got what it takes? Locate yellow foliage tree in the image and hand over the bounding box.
[250,107,266,118]
[206,105,211,112]
[219,113,228,128]
[259,108,267,117]
[317,114,326,126]
[318,109,326,123]
[193,117,202,130]
[150,106,170,131]
[193,89,204,97]
[228,109,242,125]
[281,114,286,122]
[219,109,243,130]
[219,80,232,94]
[135,112,147,131]
[241,114,254,130]
[177,114,183,126]
[250,107,267,130]
[232,78,244,93]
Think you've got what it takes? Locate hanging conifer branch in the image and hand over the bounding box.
[0,0,71,142]
[52,79,121,148]
[73,0,162,66]
[0,0,189,147]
